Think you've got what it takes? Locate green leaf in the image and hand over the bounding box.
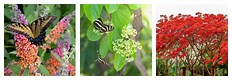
[47,4,55,13]
[51,52,62,62]
[4,6,11,19]
[111,5,131,28]
[39,65,50,76]
[4,48,11,59]
[69,25,76,45]
[9,51,16,54]
[114,53,126,71]
[23,5,36,18]
[99,35,109,58]
[108,26,122,51]
[9,65,21,75]
[22,68,29,76]
[108,5,129,51]
[104,4,119,13]
[26,14,36,24]
[84,4,103,22]
[129,4,141,10]
[50,42,57,50]
[60,4,75,16]
[80,4,84,18]
[42,51,51,64]
[108,32,114,52]
[86,25,101,41]
[50,6,61,27]
[38,48,46,62]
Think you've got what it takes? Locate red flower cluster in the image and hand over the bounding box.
[156,12,228,65]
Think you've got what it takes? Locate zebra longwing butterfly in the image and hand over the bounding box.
[93,18,114,33]
[95,51,111,67]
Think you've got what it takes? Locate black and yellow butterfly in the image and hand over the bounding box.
[93,18,114,33]
[5,16,57,45]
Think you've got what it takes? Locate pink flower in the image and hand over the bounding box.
[4,66,12,76]
[9,4,40,75]
[45,11,74,76]
[45,11,74,44]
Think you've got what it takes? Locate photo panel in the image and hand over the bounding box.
[4,4,76,76]
[156,4,228,76]
[80,4,152,76]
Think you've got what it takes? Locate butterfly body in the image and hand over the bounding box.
[93,18,114,33]
[27,30,46,45]
[6,16,57,45]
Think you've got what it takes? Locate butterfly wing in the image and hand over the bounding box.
[5,23,35,38]
[5,16,57,45]
[93,18,107,33]
[105,24,114,32]
[30,16,57,38]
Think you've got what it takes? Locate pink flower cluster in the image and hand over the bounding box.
[10,4,41,75]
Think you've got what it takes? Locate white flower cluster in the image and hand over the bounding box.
[113,27,142,62]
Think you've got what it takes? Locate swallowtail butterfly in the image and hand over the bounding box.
[6,16,57,45]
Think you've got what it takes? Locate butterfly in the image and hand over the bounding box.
[5,16,57,46]
[93,18,114,33]
[95,51,111,67]
[96,56,110,67]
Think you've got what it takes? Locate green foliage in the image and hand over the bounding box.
[22,68,29,76]
[51,52,62,63]
[39,65,50,76]
[81,4,152,76]
[87,25,102,41]
[108,26,122,52]
[23,5,36,23]
[4,48,10,60]
[4,5,11,19]
[84,4,103,22]
[9,65,21,75]
[111,5,131,28]
[50,42,57,49]
[99,35,109,58]
[80,4,84,18]
[129,4,141,10]
[114,52,126,71]
[104,4,119,13]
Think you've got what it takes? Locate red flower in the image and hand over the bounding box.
[205,59,211,64]
[156,12,228,66]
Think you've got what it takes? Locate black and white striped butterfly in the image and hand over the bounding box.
[93,18,114,33]
[95,51,111,67]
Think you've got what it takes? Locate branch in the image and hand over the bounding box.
[135,49,148,76]
[133,8,148,76]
